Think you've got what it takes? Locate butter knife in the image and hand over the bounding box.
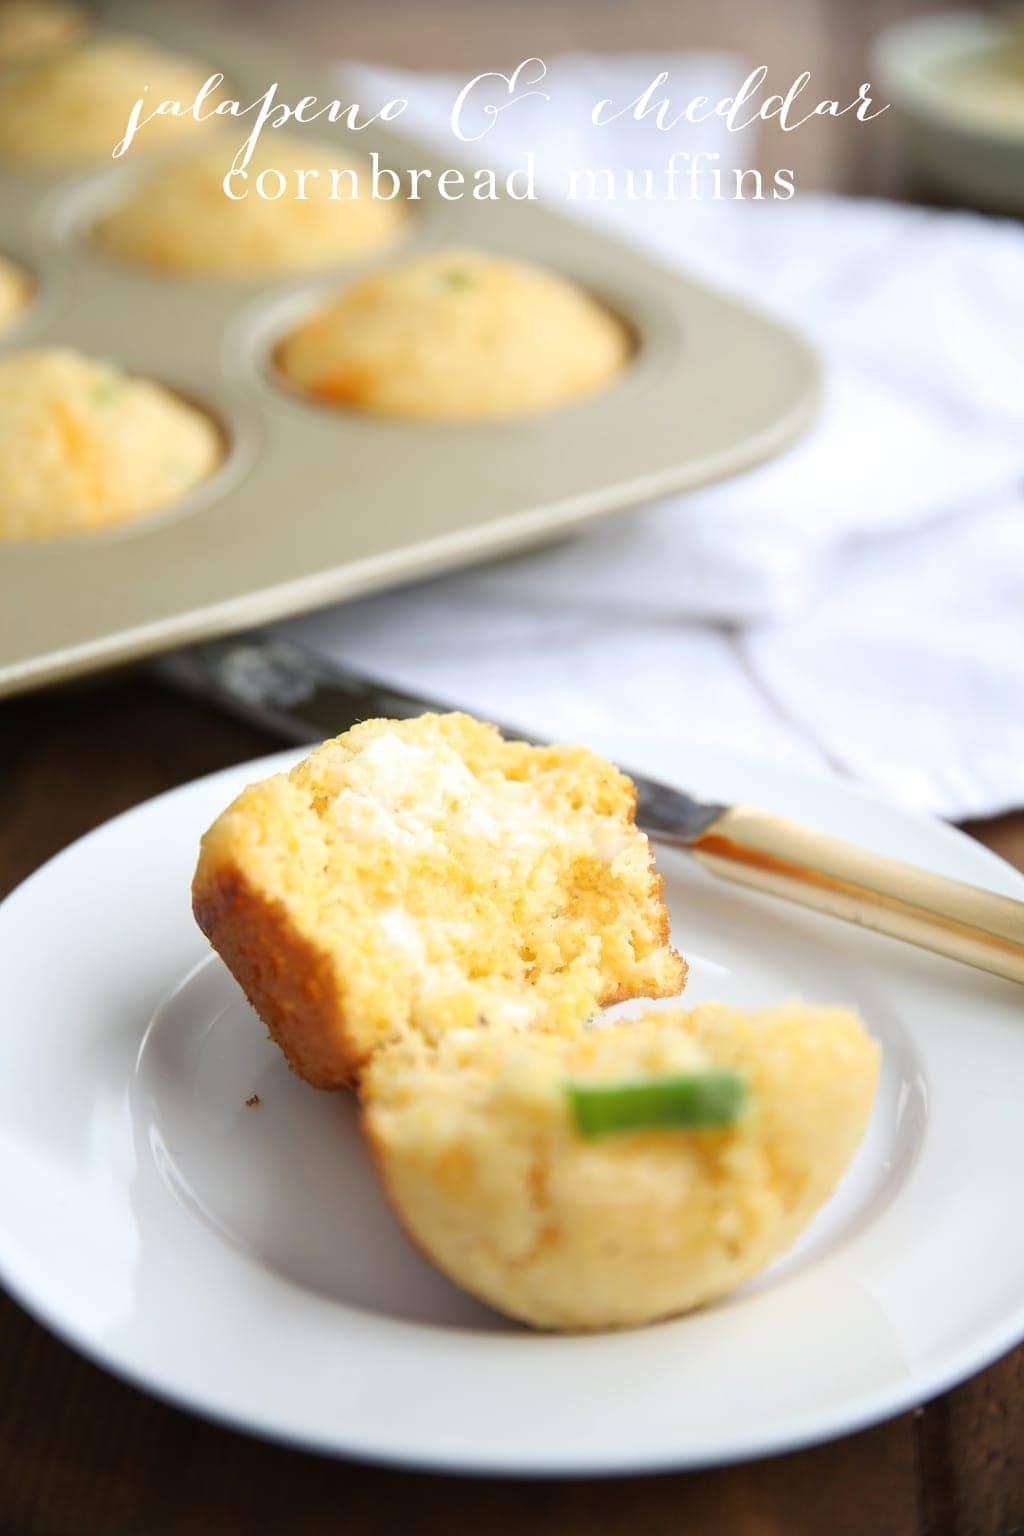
[157,635,1024,987]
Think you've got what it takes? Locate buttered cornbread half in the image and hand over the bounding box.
[0,253,30,332]
[363,1003,879,1329]
[0,348,222,540]
[94,138,407,278]
[193,714,685,1089]
[0,35,218,165]
[0,0,85,64]
[275,248,632,419]
[193,715,881,1331]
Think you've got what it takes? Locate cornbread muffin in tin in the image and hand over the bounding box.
[0,0,85,64]
[363,1002,879,1330]
[276,247,633,420]
[0,252,30,331]
[0,34,218,165]
[193,712,686,1089]
[94,137,407,278]
[0,347,222,541]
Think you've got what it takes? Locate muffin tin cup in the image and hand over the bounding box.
[0,0,820,699]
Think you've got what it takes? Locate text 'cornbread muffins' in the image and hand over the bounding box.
[0,0,85,64]
[94,137,407,278]
[193,714,686,1089]
[363,1002,879,1329]
[0,252,30,332]
[0,348,222,540]
[276,248,632,420]
[0,35,219,165]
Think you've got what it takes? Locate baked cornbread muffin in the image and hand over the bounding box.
[94,138,406,277]
[0,0,85,64]
[193,714,685,1089]
[276,248,631,419]
[0,348,221,540]
[363,1003,879,1329]
[0,35,217,166]
[0,253,30,331]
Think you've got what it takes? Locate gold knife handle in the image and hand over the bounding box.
[692,804,1024,986]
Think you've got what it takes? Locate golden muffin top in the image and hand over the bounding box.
[0,252,30,332]
[0,0,85,64]
[94,136,408,277]
[0,33,218,165]
[276,247,632,420]
[0,347,222,540]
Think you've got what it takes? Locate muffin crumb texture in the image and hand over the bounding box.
[364,1002,879,1328]
[193,713,685,1088]
[0,348,222,540]
[277,248,632,419]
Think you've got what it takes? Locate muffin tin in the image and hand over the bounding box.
[0,1,820,699]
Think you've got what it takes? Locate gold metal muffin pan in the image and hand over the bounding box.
[0,2,820,699]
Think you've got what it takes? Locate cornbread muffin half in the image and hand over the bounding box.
[363,1003,880,1329]
[0,253,30,331]
[193,714,685,1089]
[94,138,406,278]
[0,35,217,165]
[0,0,84,64]
[0,348,222,540]
[276,248,632,419]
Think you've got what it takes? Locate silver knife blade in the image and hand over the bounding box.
[155,635,726,846]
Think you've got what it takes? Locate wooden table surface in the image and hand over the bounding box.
[3,0,1023,1532]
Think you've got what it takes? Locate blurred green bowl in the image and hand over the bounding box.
[873,10,1024,213]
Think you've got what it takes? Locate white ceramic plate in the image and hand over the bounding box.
[1,738,1022,1477]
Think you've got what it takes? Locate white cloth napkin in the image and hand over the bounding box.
[276,55,1024,821]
